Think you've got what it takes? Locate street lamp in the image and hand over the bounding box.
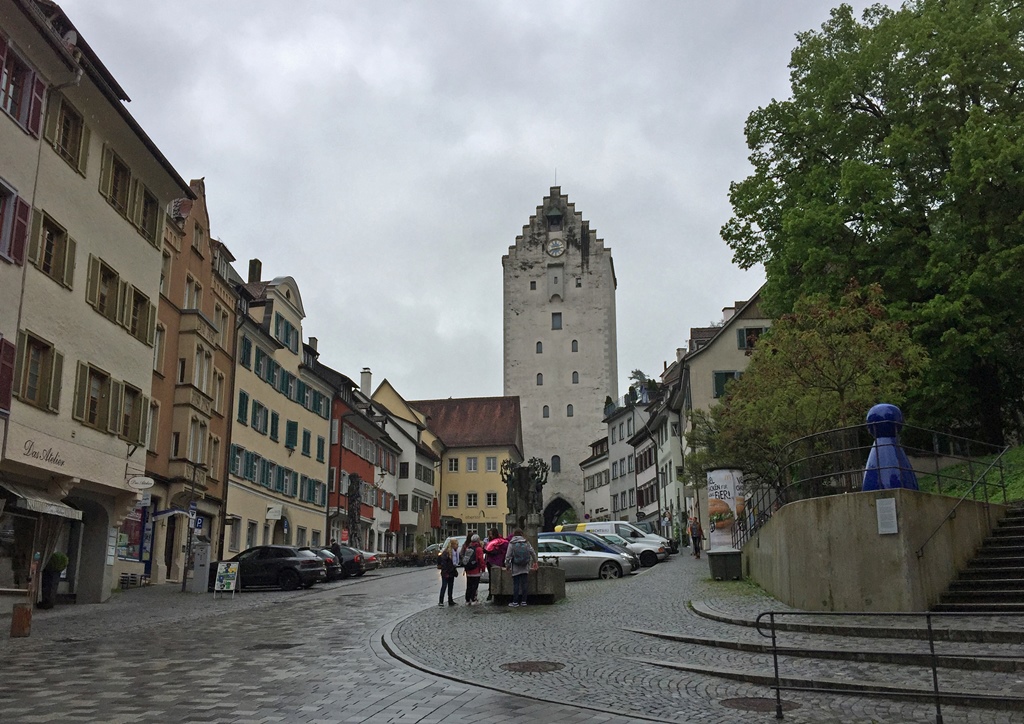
[181,460,208,593]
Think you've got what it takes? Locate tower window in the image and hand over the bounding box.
[572,371,579,384]
[551,455,561,473]
[536,373,543,386]
[542,405,549,418]
[575,277,582,288]
[530,281,536,290]
[536,341,542,354]
[567,404,574,417]
[571,340,578,352]
[551,313,562,330]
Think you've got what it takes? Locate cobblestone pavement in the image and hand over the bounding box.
[0,567,643,723]
[3,557,1022,723]
[389,554,1024,724]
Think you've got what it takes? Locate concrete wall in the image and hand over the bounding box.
[743,488,1005,612]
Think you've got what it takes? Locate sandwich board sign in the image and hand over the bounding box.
[213,562,239,598]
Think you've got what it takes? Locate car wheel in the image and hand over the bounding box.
[278,569,301,591]
[640,550,658,567]
[598,561,622,579]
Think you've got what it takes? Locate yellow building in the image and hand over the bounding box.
[407,397,523,539]
[223,260,331,557]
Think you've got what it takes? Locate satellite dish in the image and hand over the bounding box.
[128,476,155,490]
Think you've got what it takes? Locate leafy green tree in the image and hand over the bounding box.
[722,0,1024,443]
[693,284,928,481]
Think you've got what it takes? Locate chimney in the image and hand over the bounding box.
[360,367,372,396]
[248,258,262,284]
[309,337,318,351]
[722,305,736,323]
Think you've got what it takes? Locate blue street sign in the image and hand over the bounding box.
[196,516,204,531]
[189,500,197,512]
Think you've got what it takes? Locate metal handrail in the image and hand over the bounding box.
[754,610,1024,723]
[915,445,1011,558]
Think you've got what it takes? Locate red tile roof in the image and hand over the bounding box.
[409,396,522,453]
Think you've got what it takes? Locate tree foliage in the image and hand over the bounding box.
[722,0,1024,443]
[690,284,928,480]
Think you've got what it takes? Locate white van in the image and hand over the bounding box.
[555,521,673,555]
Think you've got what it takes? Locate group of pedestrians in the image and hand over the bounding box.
[437,527,537,608]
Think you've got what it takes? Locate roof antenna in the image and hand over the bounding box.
[554,167,557,186]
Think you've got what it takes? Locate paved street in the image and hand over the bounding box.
[1,555,1022,723]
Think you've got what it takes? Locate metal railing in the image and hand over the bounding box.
[755,610,1024,722]
[732,424,1008,549]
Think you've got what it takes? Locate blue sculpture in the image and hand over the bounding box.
[862,403,918,491]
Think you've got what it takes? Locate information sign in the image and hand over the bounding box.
[213,562,239,593]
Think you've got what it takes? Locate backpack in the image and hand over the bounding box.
[510,540,530,566]
[461,545,479,571]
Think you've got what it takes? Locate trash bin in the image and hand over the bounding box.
[707,547,742,581]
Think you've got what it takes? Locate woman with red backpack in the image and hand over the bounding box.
[460,534,486,605]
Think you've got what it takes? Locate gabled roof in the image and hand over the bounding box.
[409,396,523,454]
[683,286,766,363]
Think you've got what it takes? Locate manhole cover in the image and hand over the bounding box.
[247,643,299,650]
[720,697,799,713]
[500,661,564,673]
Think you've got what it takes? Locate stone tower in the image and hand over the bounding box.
[502,187,619,529]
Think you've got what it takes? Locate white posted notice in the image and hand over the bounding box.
[876,498,898,535]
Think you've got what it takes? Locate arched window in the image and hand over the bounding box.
[567,404,574,417]
[542,405,550,418]
[551,455,561,473]
[572,371,579,384]
[571,340,578,353]
[536,373,543,386]
[536,341,543,353]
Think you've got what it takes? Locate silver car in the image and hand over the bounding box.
[537,539,632,580]
[599,532,668,568]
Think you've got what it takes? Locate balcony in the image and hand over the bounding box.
[173,384,213,417]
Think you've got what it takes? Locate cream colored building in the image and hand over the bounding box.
[224,261,331,557]
[503,187,618,530]
[1,1,191,608]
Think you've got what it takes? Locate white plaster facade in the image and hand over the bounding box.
[502,187,618,527]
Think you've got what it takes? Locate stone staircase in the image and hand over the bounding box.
[934,504,1024,613]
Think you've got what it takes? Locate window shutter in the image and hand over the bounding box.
[116,280,130,325]
[0,339,15,412]
[133,394,148,444]
[129,180,143,226]
[72,362,88,421]
[27,208,42,265]
[42,93,61,145]
[99,145,112,197]
[737,328,746,349]
[77,123,91,174]
[27,76,45,137]
[86,255,100,308]
[145,302,156,345]
[0,36,6,65]
[270,412,279,441]
[47,350,63,412]
[11,198,30,265]
[12,330,27,402]
[286,420,297,449]
[107,379,123,433]
[62,236,76,288]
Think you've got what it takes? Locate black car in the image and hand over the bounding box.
[332,545,366,578]
[302,547,344,581]
[539,531,641,571]
[208,545,326,591]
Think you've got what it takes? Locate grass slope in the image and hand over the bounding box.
[916,444,1024,504]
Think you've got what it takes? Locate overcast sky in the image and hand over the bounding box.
[61,1,882,401]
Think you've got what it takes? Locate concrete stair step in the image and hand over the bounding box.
[984,535,1024,546]
[933,601,1024,613]
[940,589,1024,603]
[959,567,1024,580]
[949,578,1024,591]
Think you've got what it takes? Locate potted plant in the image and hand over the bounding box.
[38,551,68,609]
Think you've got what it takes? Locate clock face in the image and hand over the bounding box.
[547,238,565,257]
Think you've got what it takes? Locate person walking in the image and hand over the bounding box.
[461,535,486,605]
[437,538,459,607]
[482,527,508,602]
[330,538,342,559]
[503,529,537,608]
[689,517,704,559]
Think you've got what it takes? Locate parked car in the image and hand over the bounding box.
[441,536,468,564]
[208,545,326,591]
[556,521,674,553]
[536,538,634,580]
[359,550,381,572]
[419,543,442,565]
[598,532,668,567]
[333,545,366,578]
[541,531,641,571]
[633,520,681,554]
[301,547,343,580]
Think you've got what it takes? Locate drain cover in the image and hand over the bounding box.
[720,697,799,713]
[500,661,564,673]
[247,643,299,650]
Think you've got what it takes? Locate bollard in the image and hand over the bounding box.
[10,603,32,637]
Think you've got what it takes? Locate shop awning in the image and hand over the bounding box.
[0,482,82,521]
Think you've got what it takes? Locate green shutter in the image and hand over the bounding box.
[86,255,100,308]
[12,330,26,401]
[47,350,63,412]
[77,122,91,174]
[737,328,746,349]
[270,412,279,441]
[62,236,76,289]
[107,379,123,434]
[72,361,88,421]
[285,420,297,449]
[99,144,112,198]
[237,391,249,424]
[27,208,42,265]
[42,93,61,145]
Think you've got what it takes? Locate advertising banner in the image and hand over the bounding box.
[706,469,744,550]
[214,562,239,593]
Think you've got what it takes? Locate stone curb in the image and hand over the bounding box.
[629,655,1024,712]
[625,627,1024,673]
[380,609,668,723]
[690,600,1024,645]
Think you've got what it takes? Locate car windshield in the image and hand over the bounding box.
[295,549,319,559]
[601,534,628,545]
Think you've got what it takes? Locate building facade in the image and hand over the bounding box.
[580,436,610,522]
[224,261,330,557]
[502,187,618,529]
[0,0,191,608]
[605,400,646,522]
